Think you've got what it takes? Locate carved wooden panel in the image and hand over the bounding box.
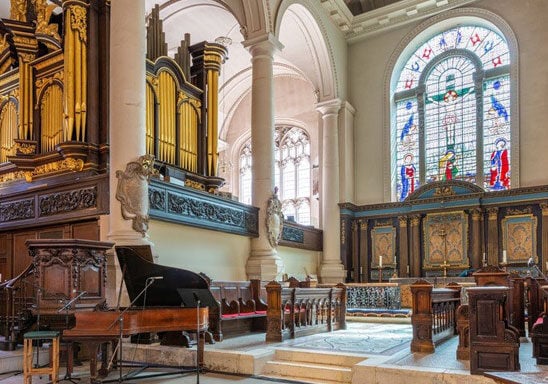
[423,211,469,270]
[371,225,396,268]
[502,214,537,264]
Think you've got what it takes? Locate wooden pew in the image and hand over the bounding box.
[531,284,548,364]
[208,279,267,340]
[410,280,461,353]
[265,281,346,342]
[468,286,520,374]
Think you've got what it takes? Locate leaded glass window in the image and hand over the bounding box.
[392,25,511,201]
[238,126,312,225]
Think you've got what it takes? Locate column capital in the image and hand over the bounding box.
[316,98,342,116]
[243,33,283,58]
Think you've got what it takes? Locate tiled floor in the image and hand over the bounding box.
[1,320,546,384]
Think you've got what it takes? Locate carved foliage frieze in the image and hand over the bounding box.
[282,226,304,244]
[149,181,259,236]
[39,186,97,217]
[0,198,34,222]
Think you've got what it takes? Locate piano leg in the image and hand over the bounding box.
[197,331,205,368]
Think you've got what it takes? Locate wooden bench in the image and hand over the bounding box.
[531,284,548,364]
[410,279,461,353]
[208,279,267,340]
[265,281,346,342]
[468,286,520,374]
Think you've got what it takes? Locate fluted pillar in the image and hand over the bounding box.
[487,208,499,266]
[470,208,483,269]
[317,99,345,283]
[244,34,284,281]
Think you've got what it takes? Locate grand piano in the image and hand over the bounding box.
[63,246,219,382]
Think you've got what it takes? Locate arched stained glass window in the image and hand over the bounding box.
[239,126,311,225]
[393,25,511,201]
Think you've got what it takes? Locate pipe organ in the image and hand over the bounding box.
[0,0,109,184]
[145,5,227,192]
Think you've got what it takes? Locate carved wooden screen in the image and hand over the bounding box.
[39,84,64,153]
[0,100,17,163]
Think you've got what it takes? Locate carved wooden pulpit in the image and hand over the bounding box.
[26,239,114,319]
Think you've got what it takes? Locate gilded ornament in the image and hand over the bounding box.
[15,141,36,155]
[34,0,61,42]
[433,185,455,197]
[185,179,205,190]
[10,0,28,22]
[70,6,88,43]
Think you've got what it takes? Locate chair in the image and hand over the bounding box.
[23,330,60,384]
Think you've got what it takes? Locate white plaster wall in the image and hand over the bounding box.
[277,246,321,279]
[349,0,548,204]
[147,219,321,280]
[148,219,250,280]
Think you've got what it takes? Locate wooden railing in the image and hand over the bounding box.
[0,264,36,350]
[265,282,346,342]
[410,279,461,353]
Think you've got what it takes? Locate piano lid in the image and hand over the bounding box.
[115,246,218,309]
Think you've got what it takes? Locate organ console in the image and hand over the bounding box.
[63,246,218,382]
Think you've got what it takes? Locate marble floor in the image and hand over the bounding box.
[0,320,546,384]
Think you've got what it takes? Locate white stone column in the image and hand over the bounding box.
[317,99,346,283]
[244,34,284,281]
[108,0,149,246]
[107,0,150,307]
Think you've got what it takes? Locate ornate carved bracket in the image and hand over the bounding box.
[266,189,283,248]
[115,154,158,236]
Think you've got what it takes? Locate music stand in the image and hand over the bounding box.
[108,277,159,383]
[58,291,87,383]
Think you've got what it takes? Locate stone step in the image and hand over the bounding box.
[262,359,353,383]
[273,348,365,367]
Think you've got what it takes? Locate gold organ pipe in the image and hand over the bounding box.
[207,70,213,175]
[169,78,175,163]
[146,83,154,156]
[81,35,88,141]
[211,70,218,175]
[75,29,81,140]
[159,73,165,161]
[64,13,74,141]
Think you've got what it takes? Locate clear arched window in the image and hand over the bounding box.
[392,25,511,201]
[239,126,311,225]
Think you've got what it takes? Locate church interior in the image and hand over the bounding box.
[0,0,547,383]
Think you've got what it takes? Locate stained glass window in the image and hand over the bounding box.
[239,126,312,225]
[392,25,511,201]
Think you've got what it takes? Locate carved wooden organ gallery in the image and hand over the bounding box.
[340,180,548,282]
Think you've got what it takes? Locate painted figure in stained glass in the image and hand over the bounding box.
[399,101,417,150]
[489,138,510,190]
[488,81,509,134]
[400,153,416,200]
[440,150,458,180]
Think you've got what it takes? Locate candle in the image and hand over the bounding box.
[482,252,486,263]
[379,255,383,267]
[406,265,410,274]
[503,250,507,264]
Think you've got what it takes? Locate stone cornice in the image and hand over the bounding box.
[320,0,479,43]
